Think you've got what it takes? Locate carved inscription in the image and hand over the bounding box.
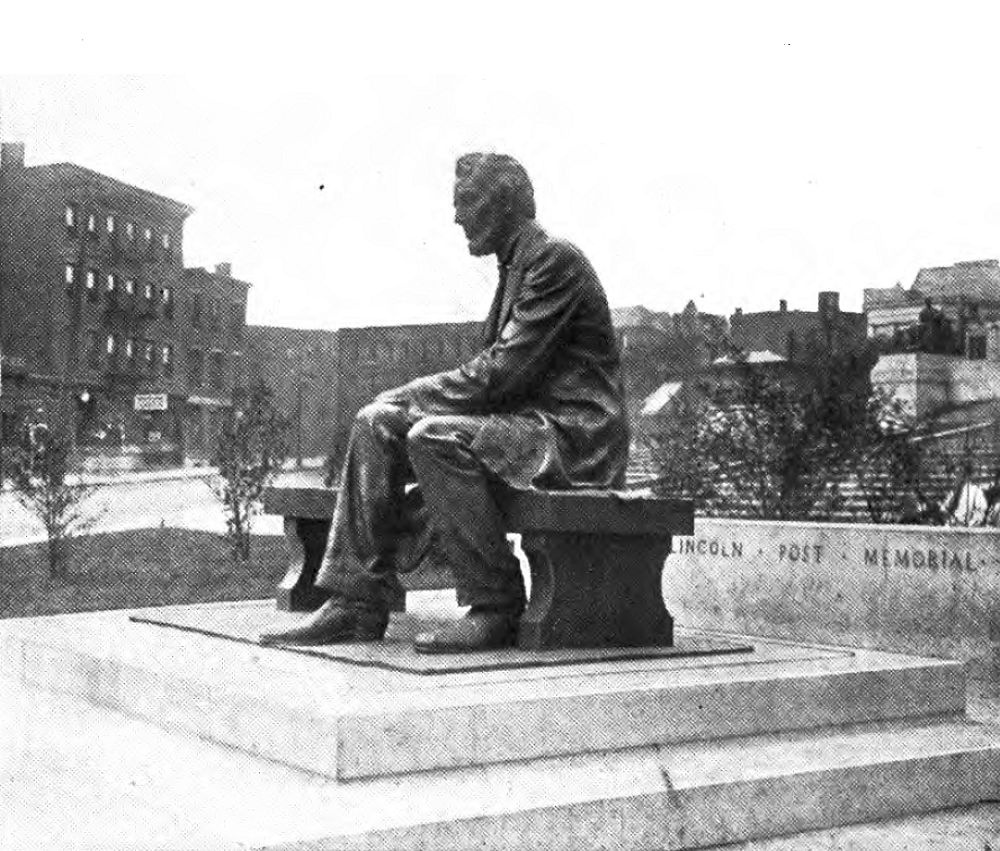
[863,547,974,572]
[673,535,979,574]
[778,543,823,563]
[676,538,743,558]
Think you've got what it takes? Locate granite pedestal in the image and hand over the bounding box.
[1,592,999,849]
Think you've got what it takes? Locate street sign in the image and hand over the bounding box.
[134,393,168,411]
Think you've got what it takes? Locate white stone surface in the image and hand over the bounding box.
[2,596,999,850]
[3,674,999,851]
[666,517,1000,686]
[0,596,967,780]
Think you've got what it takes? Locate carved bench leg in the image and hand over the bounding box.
[517,532,674,650]
[276,517,334,612]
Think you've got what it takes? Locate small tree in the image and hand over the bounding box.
[646,384,719,506]
[846,393,927,523]
[212,381,289,562]
[9,425,99,578]
[705,364,845,519]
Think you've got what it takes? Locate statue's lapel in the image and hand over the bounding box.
[496,263,522,337]
[482,278,506,345]
[495,221,543,337]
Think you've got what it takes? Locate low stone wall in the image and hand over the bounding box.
[664,518,1000,688]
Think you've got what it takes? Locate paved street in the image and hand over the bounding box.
[0,474,282,545]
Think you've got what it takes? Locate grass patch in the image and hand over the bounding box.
[0,528,287,619]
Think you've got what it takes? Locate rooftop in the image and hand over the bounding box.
[712,349,787,365]
[865,260,1000,312]
[16,156,193,218]
[913,259,1000,303]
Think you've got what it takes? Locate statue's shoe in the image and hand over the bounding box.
[413,610,519,654]
[259,598,388,645]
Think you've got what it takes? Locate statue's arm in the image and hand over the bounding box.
[392,244,582,415]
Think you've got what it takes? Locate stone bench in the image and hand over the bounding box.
[263,474,693,649]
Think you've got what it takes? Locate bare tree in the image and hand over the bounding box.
[9,425,100,577]
[212,380,289,562]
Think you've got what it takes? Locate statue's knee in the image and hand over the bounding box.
[354,402,382,426]
[406,417,443,451]
[353,402,405,441]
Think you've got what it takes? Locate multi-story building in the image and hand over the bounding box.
[0,142,248,462]
[729,292,866,362]
[866,261,1000,424]
[178,264,252,458]
[864,259,1000,359]
[611,301,728,418]
[330,321,483,455]
[244,321,483,466]
[243,325,341,461]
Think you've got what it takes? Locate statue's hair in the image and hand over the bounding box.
[455,153,536,219]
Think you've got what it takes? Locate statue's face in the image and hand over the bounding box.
[453,180,505,257]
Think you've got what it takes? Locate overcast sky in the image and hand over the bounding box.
[3,3,1000,329]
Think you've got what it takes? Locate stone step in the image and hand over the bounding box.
[340,717,1000,850]
[0,596,968,781]
[4,677,998,850]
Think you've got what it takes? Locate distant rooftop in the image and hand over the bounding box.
[36,162,194,217]
[2,143,193,217]
[640,381,684,416]
[712,349,786,365]
[610,305,672,331]
[864,260,1000,312]
[913,259,1000,302]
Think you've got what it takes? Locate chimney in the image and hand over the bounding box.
[779,299,787,312]
[818,291,840,315]
[734,307,743,317]
[215,262,232,277]
[0,142,25,172]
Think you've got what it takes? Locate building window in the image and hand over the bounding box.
[162,344,173,376]
[191,293,203,327]
[161,232,171,250]
[209,352,224,389]
[86,332,100,368]
[106,334,116,355]
[87,213,97,235]
[144,227,153,243]
[229,303,243,338]
[106,273,117,292]
[64,264,76,286]
[125,338,135,359]
[65,203,78,230]
[188,350,204,387]
[968,335,987,360]
[126,221,135,242]
[106,215,115,235]
[125,278,135,296]
[86,269,98,300]
[144,340,155,366]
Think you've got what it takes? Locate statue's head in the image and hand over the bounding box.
[453,153,535,257]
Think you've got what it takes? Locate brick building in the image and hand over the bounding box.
[729,292,866,361]
[325,321,482,462]
[610,301,727,417]
[864,260,1000,359]
[244,321,484,465]
[243,325,341,461]
[180,265,251,458]
[0,142,248,462]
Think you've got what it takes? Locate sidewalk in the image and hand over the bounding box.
[1,456,326,491]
